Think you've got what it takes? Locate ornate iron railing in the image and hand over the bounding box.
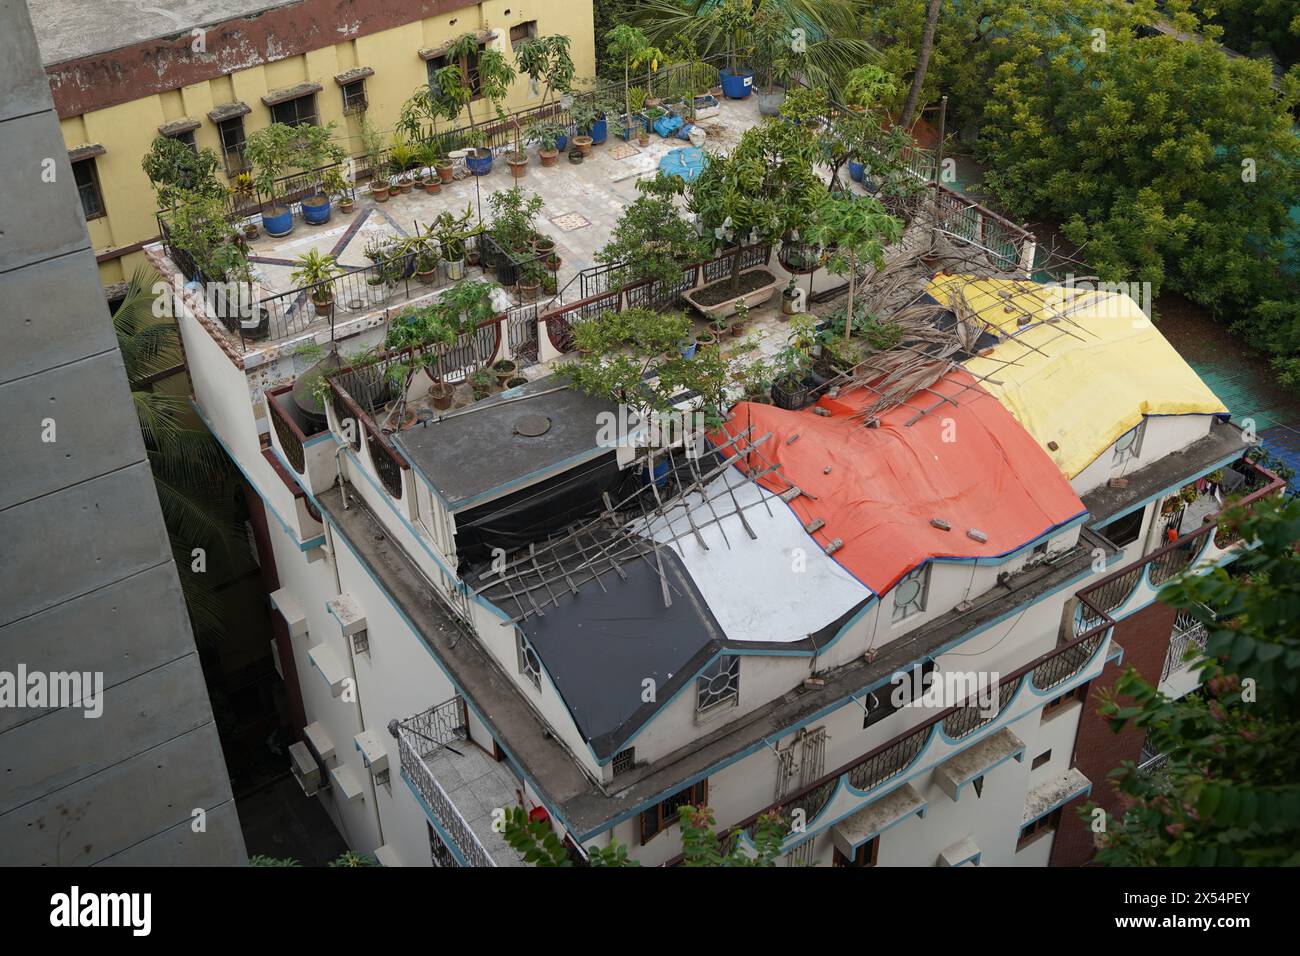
[941,675,1023,740]
[394,697,496,868]
[1163,608,1210,681]
[267,385,310,473]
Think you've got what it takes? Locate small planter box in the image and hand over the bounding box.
[682,266,780,322]
[772,376,816,411]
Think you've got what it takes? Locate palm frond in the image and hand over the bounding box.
[151,472,242,555]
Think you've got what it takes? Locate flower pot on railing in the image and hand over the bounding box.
[719,67,755,99]
[466,148,494,176]
[263,205,294,237]
[302,194,332,225]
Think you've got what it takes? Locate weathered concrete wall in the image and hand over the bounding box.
[0,0,244,866]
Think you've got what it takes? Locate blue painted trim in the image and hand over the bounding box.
[303,431,335,448]
[300,534,326,551]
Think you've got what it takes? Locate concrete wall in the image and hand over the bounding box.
[0,0,243,866]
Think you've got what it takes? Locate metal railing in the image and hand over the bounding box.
[1163,608,1211,681]
[394,697,497,868]
[266,384,317,473]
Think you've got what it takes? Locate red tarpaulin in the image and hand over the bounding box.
[716,370,1087,595]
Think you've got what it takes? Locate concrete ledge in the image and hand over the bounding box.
[934,727,1025,801]
[938,835,981,867]
[831,783,926,856]
[1022,767,1091,825]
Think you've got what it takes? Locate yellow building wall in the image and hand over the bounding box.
[60,1,595,291]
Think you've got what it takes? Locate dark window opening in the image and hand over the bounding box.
[1018,807,1063,850]
[1032,750,1051,770]
[972,775,985,798]
[640,780,707,844]
[1041,683,1088,721]
[218,117,247,174]
[342,79,368,114]
[833,836,879,867]
[270,93,319,128]
[863,660,936,729]
[612,747,636,777]
[510,21,538,50]
[72,158,105,219]
[1101,507,1145,549]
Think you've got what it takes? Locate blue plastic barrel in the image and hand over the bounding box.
[719,68,755,99]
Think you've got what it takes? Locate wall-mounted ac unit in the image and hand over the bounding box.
[289,741,324,796]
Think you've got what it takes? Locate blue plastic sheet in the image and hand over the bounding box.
[658,147,708,183]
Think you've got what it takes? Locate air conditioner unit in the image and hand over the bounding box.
[289,741,323,796]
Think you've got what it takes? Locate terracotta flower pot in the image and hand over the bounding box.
[436,162,454,183]
[539,148,558,167]
[507,153,528,178]
[638,131,650,147]
[370,183,390,203]
[423,179,441,194]
[429,381,454,410]
[339,198,354,213]
[572,135,593,156]
[312,294,333,317]
[517,280,540,302]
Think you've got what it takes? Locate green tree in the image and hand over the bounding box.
[502,804,791,865]
[806,190,903,341]
[114,267,241,643]
[595,172,707,292]
[1087,496,1300,866]
[141,134,226,211]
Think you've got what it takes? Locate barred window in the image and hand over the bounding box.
[892,564,929,623]
[696,656,739,714]
[270,93,319,127]
[516,630,541,690]
[342,79,368,114]
[218,117,247,174]
[612,747,636,777]
[640,779,708,843]
[72,158,105,219]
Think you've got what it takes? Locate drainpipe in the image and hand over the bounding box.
[334,443,350,510]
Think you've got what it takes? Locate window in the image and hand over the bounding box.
[1100,507,1144,548]
[640,780,708,843]
[863,660,936,729]
[833,836,879,867]
[972,775,985,798]
[696,656,739,715]
[1041,683,1088,722]
[892,564,929,623]
[612,747,636,777]
[516,630,541,690]
[1017,807,1062,850]
[342,79,368,114]
[1113,420,1145,466]
[218,116,247,174]
[166,128,197,152]
[270,93,319,127]
[1031,750,1052,770]
[510,20,538,50]
[428,42,488,99]
[72,158,105,219]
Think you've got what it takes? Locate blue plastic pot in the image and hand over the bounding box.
[466,149,494,176]
[262,207,294,237]
[679,338,697,360]
[719,67,755,99]
[847,160,865,183]
[589,113,608,145]
[555,131,569,151]
[643,459,670,488]
[301,195,331,225]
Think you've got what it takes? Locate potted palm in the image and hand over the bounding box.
[290,249,342,317]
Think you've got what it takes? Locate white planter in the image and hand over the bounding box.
[443,258,465,281]
[683,266,781,321]
[367,282,390,305]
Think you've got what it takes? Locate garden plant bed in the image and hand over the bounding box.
[683,266,780,321]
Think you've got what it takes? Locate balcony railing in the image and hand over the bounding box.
[719,622,1111,852]
[266,383,316,474]
[393,697,498,868]
[1163,608,1211,681]
[1076,459,1285,633]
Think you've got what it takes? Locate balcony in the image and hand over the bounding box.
[1076,458,1285,633]
[392,696,526,867]
[1162,607,1210,681]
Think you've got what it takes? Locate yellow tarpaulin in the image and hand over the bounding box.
[926,274,1229,479]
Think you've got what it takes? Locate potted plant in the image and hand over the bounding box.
[443,32,515,175]
[711,0,756,100]
[530,121,565,167]
[541,273,558,297]
[290,248,342,317]
[244,123,301,237]
[488,185,545,287]
[470,368,496,400]
[321,167,353,214]
[492,358,519,386]
[770,344,813,410]
[806,191,903,343]
[569,99,599,154]
[605,26,660,144]
[730,301,749,337]
[505,109,530,179]
[516,260,544,302]
[433,204,474,281]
